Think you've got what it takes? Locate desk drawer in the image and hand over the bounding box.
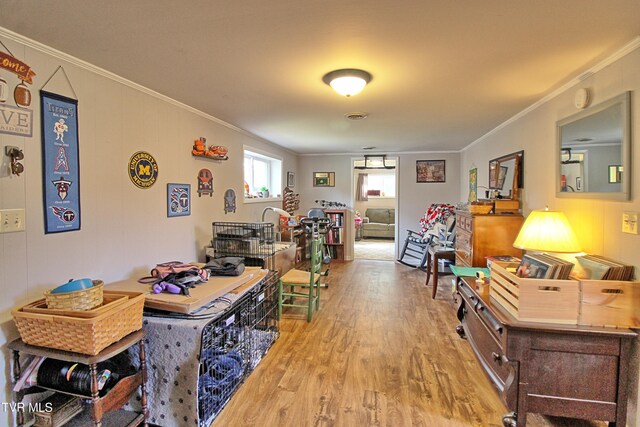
[457,214,473,232]
[455,229,472,266]
[463,304,511,392]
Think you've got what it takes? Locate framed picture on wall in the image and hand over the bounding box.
[468,168,477,202]
[313,172,335,187]
[287,171,295,187]
[167,183,191,217]
[416,160,445,183]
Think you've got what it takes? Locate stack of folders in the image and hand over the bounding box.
[515,253,575,280]
[574,255,635,280]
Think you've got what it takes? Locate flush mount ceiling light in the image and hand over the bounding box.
[323,69,372,97]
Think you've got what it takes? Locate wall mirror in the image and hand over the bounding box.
[489,150,524,199]
[557,91,631,200]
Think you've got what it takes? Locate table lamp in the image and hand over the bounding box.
[513,207,581,253]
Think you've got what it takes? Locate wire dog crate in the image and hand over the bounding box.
[212,222,276,270]
[197,271,279,426]
[247,271,279,371]
[198,292,251,425]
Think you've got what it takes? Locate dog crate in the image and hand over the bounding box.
[247,271,279,371]
[212,222,276,270]
[197,271,279,426]
[198,292,251,426]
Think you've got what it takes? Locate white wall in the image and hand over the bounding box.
[0,31,297,425]
[459,45,640,426]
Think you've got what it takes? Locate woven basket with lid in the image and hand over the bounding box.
[44,280,104,311]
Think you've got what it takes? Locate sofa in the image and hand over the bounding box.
[361,208,395,239]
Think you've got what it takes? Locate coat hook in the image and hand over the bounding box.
[5,146,24,176]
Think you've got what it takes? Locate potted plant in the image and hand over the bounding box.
[260,186,269,198]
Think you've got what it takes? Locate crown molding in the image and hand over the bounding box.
[0,26,297,156]
[463,36,640,152]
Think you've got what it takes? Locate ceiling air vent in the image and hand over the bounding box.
[344,112,368,121]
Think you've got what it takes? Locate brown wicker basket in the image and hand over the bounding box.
[12,291,144,355]
[44,280,104,311]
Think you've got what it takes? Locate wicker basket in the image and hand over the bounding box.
[44,280,104,311]
[12,290,144,355]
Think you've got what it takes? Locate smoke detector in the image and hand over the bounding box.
[344,112,368,121]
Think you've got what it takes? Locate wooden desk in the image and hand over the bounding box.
[456,277,636,427]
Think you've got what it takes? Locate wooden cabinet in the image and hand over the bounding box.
[456,278,636,426]
[455,211,523,267]
[9,330,147,427]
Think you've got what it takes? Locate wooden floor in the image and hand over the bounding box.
[212,260,606,427]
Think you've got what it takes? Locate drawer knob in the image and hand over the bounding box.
[492,352,502,364]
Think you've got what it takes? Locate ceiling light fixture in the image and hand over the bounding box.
[354,154,395,170]
[323,69,372,97]
[344,112,368,121]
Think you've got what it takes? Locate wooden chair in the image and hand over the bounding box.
[278,236,323,322]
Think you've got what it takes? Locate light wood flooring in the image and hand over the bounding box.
[212,260,606,427]
[354,239,395,261]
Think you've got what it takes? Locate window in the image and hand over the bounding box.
[244,148,282,199]
[367,173,396,197]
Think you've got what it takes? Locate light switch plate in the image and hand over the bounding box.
[0,209,25,233]
[622,211,638,234]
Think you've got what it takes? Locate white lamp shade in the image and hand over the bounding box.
[513,209,582,253]
[329,76,367,97]
[323,69,372,97]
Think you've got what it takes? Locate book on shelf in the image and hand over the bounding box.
[573,255,635,281]
[515,253,574,280]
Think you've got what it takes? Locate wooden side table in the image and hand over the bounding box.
[9,330,147,427]
[425,246,456,299]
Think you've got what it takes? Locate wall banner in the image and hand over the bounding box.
[41,91,80,233]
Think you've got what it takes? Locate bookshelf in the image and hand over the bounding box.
[324,209,346,260]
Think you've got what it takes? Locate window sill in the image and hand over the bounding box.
[244,197,283,204]
[367,196,396,199]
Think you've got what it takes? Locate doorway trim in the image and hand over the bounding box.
[350,156,400,259]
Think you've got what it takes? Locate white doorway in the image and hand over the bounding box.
[351,157,399,261]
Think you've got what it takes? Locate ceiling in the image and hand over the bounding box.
[1,1,639,155]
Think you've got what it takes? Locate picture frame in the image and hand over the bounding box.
[287,171,295,188]
[468,168,478,202]
[608,165,623,183]
[416,160,445,183]
[167,183,191,217]
[313,171,335,187]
